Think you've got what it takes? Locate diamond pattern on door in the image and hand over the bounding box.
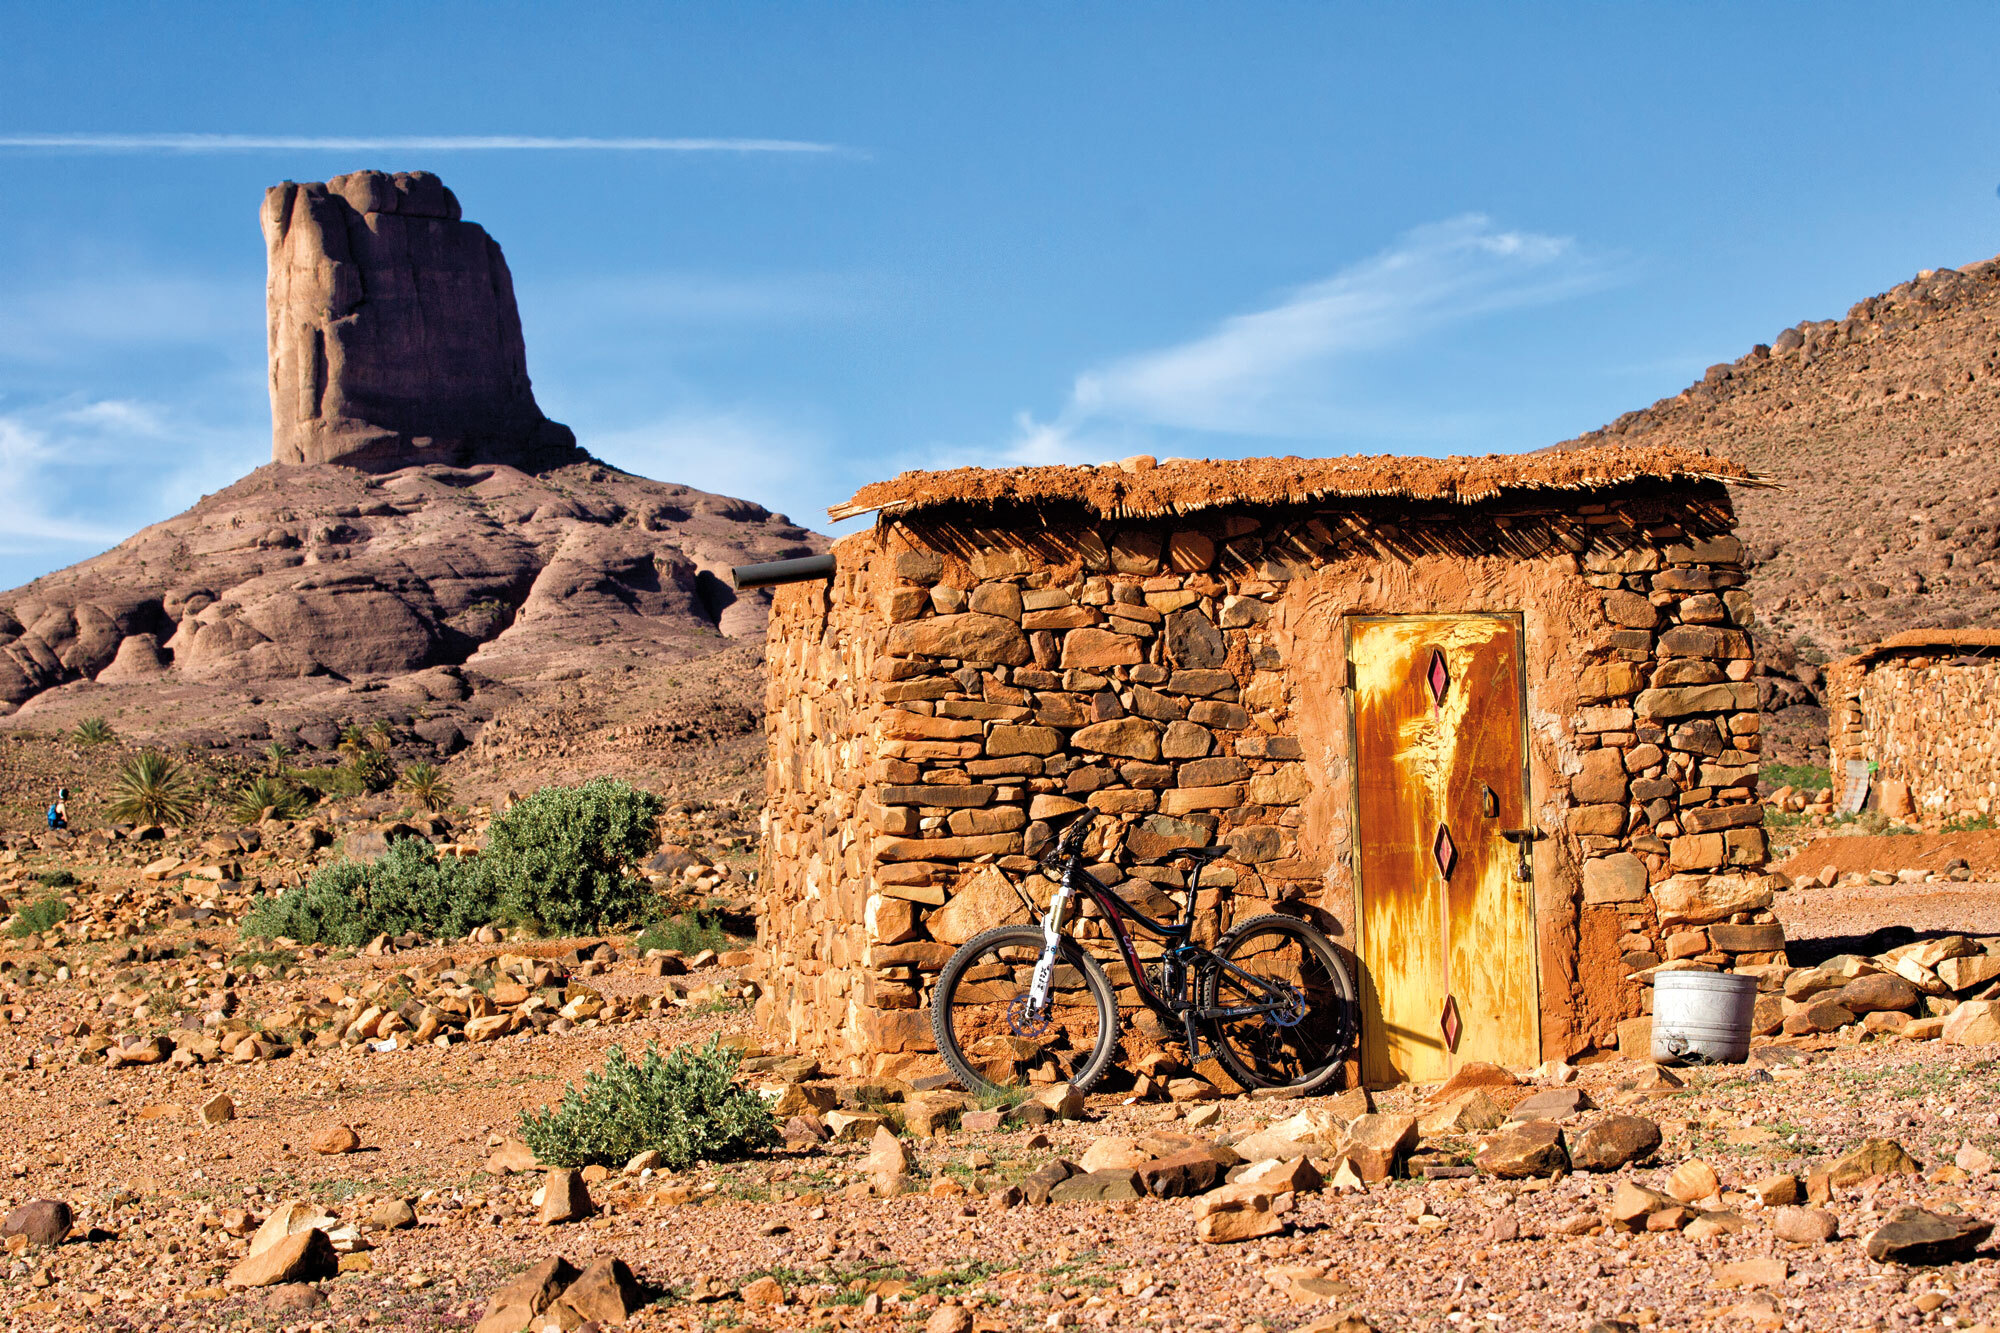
[1426,648,1450,710]
[1432,824,1457,881]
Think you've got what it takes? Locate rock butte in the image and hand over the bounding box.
[264,169,579,474]
[0,171,825,764]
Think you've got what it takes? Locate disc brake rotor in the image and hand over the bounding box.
[1007,993,1052,1039]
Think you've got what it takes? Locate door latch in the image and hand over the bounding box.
[1499,826,1542,882]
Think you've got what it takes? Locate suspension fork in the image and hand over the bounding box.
[1025,871,1077,1012]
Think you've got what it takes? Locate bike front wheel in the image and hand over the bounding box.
[1200,913,1356,1094]
[929,925,1119,1096]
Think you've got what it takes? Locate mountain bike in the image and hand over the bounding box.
[928,813,1357,1097]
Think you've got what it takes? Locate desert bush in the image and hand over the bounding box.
[106,751,201,825]
[72,716,114,745]
[1761,762,1831,792]
[229,774,313,825]
[263,741,294,770]
[474,779,664,935]
[35,869,78,889]
[240,838,498,946]
[635,912,729,956]
[9,897,71,939]
[397,762,453,812]
[517,1040,777,1170]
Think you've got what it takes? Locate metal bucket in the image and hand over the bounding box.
[1650,970,1758,1064]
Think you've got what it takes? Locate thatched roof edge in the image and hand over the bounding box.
[827,445,1766,523]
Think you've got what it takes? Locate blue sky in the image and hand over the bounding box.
[3,3,1998,588]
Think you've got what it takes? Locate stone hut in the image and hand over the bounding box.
[1827,629,2000,824]
[754,446,1786,1086]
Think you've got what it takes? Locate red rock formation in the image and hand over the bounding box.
[264,170,581,473]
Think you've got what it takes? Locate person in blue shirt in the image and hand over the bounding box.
[45,789,67,831]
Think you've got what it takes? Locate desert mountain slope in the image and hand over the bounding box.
[0,458,817,765]
[1562,255,2000,659]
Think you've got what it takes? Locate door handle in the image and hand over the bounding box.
[1499,827,1541,882]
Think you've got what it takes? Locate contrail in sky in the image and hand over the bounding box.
[0,133,845,154]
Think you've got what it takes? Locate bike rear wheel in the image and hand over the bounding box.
[1200,913,1356,1094]
[930,925,1119,1096]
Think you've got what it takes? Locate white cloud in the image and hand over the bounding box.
[0,133,845,154]
[0,396,262,581]
[1004,214,1611,465]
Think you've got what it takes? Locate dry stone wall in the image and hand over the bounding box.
[755,480,1782,1079]
[1828,648,2000,824]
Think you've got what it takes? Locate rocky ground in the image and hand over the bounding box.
[0,818,1987,1332]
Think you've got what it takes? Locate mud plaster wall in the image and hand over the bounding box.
[753,479,1784,1081]
[1828,650,2000,824]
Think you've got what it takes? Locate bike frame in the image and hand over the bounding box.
[1025,841,1298,1042]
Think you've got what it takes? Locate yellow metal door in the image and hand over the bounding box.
[1347,614,1538,1084]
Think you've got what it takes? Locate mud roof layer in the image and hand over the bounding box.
[828,444,1761,522]
[1838,629,2000,669]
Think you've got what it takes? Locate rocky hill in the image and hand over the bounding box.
[1559,254,2000,765]
[0,171,820,799]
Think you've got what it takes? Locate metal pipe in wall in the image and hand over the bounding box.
[731,553,836,590]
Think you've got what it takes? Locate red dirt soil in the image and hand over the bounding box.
[1776,829,2000,879]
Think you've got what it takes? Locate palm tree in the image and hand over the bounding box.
[106,752,201,825]
[397,762,453,812]
[73,717,115,745]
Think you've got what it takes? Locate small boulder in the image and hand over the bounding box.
[475,1257,580,1333]
[1049,1169,1145,1202]
[199,1093,236,1126]
[1192,1181,1283,1244]
[368,1199,417,1231]
[740,1274,786,1306]
[538,1168,594,1225]
[1607,1182,1673,1230]
[1568,1116,1662,1172]
[554,1256,644,1324]
[226,1229,338,1289]
[0,1199,72,1247]
[1943,999,2000,1046]
[864,1126,915,1178]
[927,1307,976,1333]
[1475,1120,1568,1178]
[1864,1206,1993,1265]
[1666,1158,1721,1203]
[1829,1137,1920,1188]
[1506,1087,1592,1121]
[1835,972,1920,1014]
[1770,1206,1839,1245]
[311,1125,361,1155]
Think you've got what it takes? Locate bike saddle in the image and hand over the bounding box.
[1182,845,1230,862]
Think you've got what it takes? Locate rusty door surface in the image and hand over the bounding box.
[1347,614,1538,1084]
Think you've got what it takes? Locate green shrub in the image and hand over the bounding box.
[72,716,114,745]
[241,861,374,947]
[9,897,71,939]
[34,869,78,889]
[229,775,313,824]
[475,779,664,935]
[1943,812,1996,833]
[1761,763,1831,792]
[517,1040,778,1170]
[635,912,729,955]
[106,751,201,825]
[240,838,499,946]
